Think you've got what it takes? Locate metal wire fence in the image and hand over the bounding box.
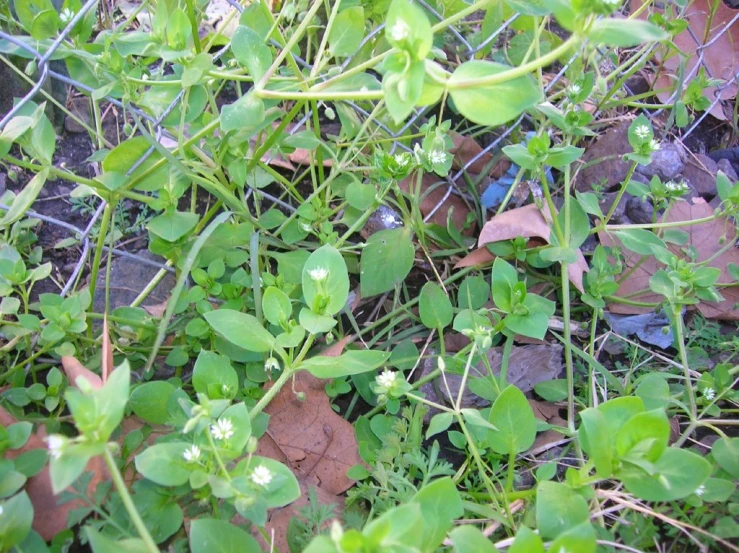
[0,0,737,309]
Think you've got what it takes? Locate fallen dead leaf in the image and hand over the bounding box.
[143,300,168,319]
[254,341,364,551]
[61,356,102,390]
[455,203,589,293]
[601,197,739,320]
[634,0,739,120]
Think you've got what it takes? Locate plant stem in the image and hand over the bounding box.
[103,448,160,553]
[672,302,697,421]
[250,367,295,419]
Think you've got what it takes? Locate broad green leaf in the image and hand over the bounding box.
[589,18,668,47]
[596,396,645,437]
[0,491,34,550]
[192,351,239,400]
[103,136,167,192]
[220,91,264,133]
[713,437,739,479]
[616,409,670,463]
[578,407,613,477]
[536,481,589,539]
[386,0,432,59]
[0,169,48,227]
[449,525,499,553]
[148,211,199,242]
[301,350,390,379]
[328,7,364,57]
[204,309,275,353]
[383,55,425,123]
[135,442,192,486]
[449,61,542,127]
[302,244,349,316]
[419,282,453,329]
[298,307,337,334]
[545,145,584,168]
[504,0,550,16]
[189,519,262,553]
[613,229,666,256]
[129,381,175,424]
[533,379,567,402]
[426,412,454,439]
[231,26,272,82]
[635,373,671,411]
[548,522,596,553]
[620,447,712,501]
[491,257,518,313]
[262,286,292,327]
[508,526,545,553]
[411,477,463,551]
[486,385,536,455]
[457,275,489,310]
[360,228,415,297]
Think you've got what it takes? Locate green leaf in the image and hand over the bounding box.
[298,308,337,334]
[457,275,489,310]
[449,61,542,127]
[148,211,199,242]
[508,526,545,553]
[596,396,645,436]
[0,491,34,550]
[262,286,292,327]
[491,257,518,313]
[386,0,432,59]
[301,350,390,379]
[102,136,167,192]
[426,412,454,439]
[0,169,48,227]
[533,379,568,402]
[615,409,670,462]
[192,351,239,400]
[486,385,536,455]
[360,228,415,297]
[713,437,739,479]
[635,373,671,411]
[548,522,596,553]
[545,145,584,168]
[346,181,377,211]
[503,0,550,16]
[449,525,499,553]
[231,26,272,82]
[220,91,264,133]
[135,442,192,486]
[328,7,364,57]
[620,447,712,501]
[411,477,463,552]
[578,407,613,478]
[383,55,425,123]
[419,282,453,329]
[613,229,667,256]
[189,519,262,553]
[204,309,275,353]
[536,481,589,539]
[589,18,668,47]
[235,456,300,508]
[302,244,349,316]
[129,381,175,424]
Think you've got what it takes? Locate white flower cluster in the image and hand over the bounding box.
[664,180,688,194]
[251,465,273,487]
[634,125,651,140]
[377,369,397,389]
[309,267,329,282]
[389,20,410,42]
[183,445,201,463]
[211,418,234,440]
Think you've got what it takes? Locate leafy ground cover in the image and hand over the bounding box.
[1,0,739,552]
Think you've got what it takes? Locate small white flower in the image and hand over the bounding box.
[300,221,313,233]
[649,138,661,151]
[0,504,3,516]
[59,8,74,23]
[604,0,621,5]
[141,74,149,81]
[394,153,409,167]
[429,150,447,165]
[634,125,651,140]
[389,20,410,42]
[264,357,280,373]
[568,83,582,95]
[251,465,273,487]
[211,418,234,440]
[183,445,201,463]
[45,435,66,460]
[359,86,369,94]
[377,369,397,389]
[703,387,716,401]
[437,356,446,372]
[665,180,688,194]
[309,267,329,282]
[695,484,706,496]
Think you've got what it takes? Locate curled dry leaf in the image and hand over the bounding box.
[254,339,364,551]
[61,356,102,390]
[634,0,739,120]
[455,203,589,293]
[0,405,106,541]
[601,198,739,320]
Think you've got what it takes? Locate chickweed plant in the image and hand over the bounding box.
[0,0,738,552]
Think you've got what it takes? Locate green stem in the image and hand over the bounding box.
[672,302,697,421]
[599,161,638,229]
[103,448,160,553]
[250,367,296,420]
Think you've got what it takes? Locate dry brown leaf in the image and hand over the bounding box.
[143,300,168,318]
[456,204,589,293]
[601,198,739,319]
[61,356,102,390]
[398,172,475,230]
[0,406,106,541]
[449,131,510,177]
[254,370,362,551]
[634,0,739,120]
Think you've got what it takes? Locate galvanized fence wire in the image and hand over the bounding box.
[0,0,737,310]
